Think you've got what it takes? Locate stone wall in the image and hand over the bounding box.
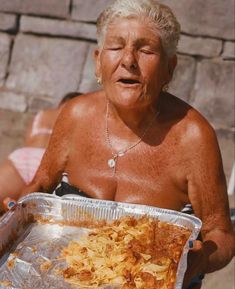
[0,0,234,180]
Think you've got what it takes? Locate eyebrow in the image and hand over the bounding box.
[106,36,160,46]
[105,36,125,43]
[136,38,161,46]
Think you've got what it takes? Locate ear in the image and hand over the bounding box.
[94,48,102,79]
[167,54,177,82]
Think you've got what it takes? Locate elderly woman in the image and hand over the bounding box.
[20,0,234,288]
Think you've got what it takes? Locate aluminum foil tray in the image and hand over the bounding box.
[0,193,202,289]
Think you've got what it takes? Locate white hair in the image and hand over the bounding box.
[96,0,181,57]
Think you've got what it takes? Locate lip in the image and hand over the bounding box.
[116,82,141,88]
[116,77,141,87]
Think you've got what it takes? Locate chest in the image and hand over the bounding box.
[65,133,188,210]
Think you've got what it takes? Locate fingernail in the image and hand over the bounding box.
[8,201,16,208]
[189,240,194,248]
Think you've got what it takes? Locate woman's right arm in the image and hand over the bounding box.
[20,102,75,197]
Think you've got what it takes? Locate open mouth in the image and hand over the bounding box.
[118,78,140,85]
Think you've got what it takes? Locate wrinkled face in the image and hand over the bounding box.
[95,17,176,109]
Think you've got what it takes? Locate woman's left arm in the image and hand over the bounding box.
[184,121,234,285]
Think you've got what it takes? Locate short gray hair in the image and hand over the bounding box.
[96,0,181,57]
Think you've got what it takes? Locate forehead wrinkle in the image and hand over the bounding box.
[105,36,125,43]
[105,19,161,45]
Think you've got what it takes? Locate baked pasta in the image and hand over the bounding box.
[61,216,191,289]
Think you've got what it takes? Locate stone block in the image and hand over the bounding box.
[215,128,235,182]
[0,90,27,112]
[161,0,235,40]
[0,33,11,86]
[0,13,17,31]
[168,55,196,102]
[78,44,100,93]
[0,0,70,18]
[0,109,32,162]
[72,0,112,22]
[29,96,56,113]
[20,16,97,41]
[178,35,222,57]
[6,34,88,100]
[0,0,22,13]
[191,59,234,128]
[222,42,235,60]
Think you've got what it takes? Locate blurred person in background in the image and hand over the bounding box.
[0,92,81,210]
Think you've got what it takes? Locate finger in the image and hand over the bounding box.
[188,240,203,251]
[7,200,17,209]
[3,197,11,209]
[3,197,17,211]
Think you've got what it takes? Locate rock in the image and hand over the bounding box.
[0,0,70,18]
[0,33,11,86]
[161,0,234,40]
[20,16,97,41]
[191,59,234,128]
[0,12,17,32]
[0,90,27,112]
[6,34,88,100]
[222,42,235,60]
[71,0,112,21]
[78,44,100,93]
[0,109,32,161]
[28,96,55,113]
[178,35,222,57]
[169,55,196,102]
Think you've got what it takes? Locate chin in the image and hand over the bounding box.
[111,90,147,109]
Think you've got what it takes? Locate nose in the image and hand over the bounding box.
[121,48,138,70]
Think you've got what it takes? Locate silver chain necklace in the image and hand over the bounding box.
[105,100,160,173]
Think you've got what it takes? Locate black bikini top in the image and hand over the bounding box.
[55,181,91,198]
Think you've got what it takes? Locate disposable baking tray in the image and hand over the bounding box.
[0,193,202,289]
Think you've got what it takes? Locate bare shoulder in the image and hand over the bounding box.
[163,93,218,148]
[183,106,218,152]
[60,90,105,120]
[51,90,105,137]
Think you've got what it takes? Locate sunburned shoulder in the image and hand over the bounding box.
[170,94,217,148]
[59,90,105,121]
[163,93,217,146]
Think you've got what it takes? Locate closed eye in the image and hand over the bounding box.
[140,49,154,54]
[106,47,122,51]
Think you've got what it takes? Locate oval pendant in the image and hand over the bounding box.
[108,158,116,168]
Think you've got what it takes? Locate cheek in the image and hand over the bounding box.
[141,57,168,84]
[140,62,162,84]
[100,52,120,74]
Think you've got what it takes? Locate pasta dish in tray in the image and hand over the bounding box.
[61,215,191,289]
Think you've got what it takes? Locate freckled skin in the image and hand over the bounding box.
[23,17,234,287]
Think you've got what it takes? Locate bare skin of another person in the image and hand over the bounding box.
[0,108,59,203]
[20,1,234,288]
[0,92,79,208]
